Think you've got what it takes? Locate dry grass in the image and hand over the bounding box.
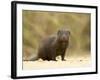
[22,10,91,61]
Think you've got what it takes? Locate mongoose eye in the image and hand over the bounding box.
[57,29,70,36]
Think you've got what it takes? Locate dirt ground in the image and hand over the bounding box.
[23,53,91,70]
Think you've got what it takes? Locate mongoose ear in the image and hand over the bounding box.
[57,30,61,35]
[68,31,71,35]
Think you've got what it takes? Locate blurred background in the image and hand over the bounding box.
[22,10,91,61]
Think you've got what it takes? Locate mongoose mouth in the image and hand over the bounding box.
[58,39,68,44]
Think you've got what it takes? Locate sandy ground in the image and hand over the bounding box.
[23,54,91,70]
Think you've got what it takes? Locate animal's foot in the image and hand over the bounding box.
[62,59,66,61]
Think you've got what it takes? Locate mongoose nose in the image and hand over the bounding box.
[62,35,66,40]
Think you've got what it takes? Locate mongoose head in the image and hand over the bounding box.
[57,29,70,42]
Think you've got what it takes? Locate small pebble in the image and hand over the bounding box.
[80,60,82,61]
[38,59,43,62]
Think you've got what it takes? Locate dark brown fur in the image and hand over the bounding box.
[37,29,70,61]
